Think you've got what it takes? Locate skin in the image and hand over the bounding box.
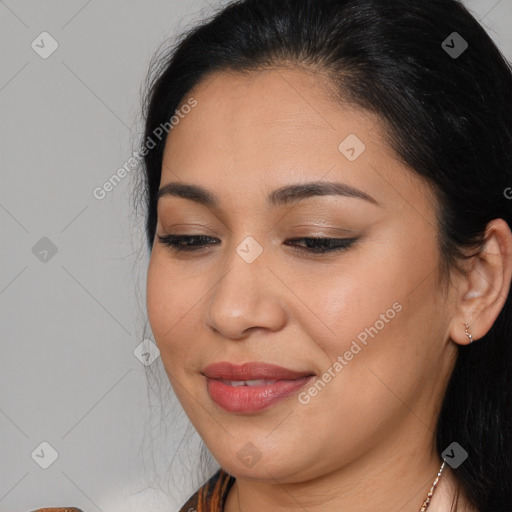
[146,67,512,512]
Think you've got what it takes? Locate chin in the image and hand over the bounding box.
[218,454,309,482]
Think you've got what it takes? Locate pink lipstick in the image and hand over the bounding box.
[202,361,315,413]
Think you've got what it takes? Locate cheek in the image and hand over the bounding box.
[146,256,170,339]
[296,244,433,414]
[146,254,194,351]
[295,262,399,359]
[146,252,212,387]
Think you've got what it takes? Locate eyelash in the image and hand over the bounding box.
[156,234,357,254]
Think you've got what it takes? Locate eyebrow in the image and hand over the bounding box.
[157,180,380,208]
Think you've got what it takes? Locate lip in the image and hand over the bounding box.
[202,361,315,413]
[202,361,314,380]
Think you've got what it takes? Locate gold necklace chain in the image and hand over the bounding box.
[419,460,446,511]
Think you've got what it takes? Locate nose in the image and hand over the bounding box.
[205,245,288,340]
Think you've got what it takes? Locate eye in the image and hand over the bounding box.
[157,234,220,252]
[157,234,357,254]
[284,237,357,253]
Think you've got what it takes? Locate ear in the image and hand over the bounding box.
[449,218,512,346]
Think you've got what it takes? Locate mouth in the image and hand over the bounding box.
[202,361,315,413]
[216,378,285,387]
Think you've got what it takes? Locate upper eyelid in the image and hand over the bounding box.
[156,222,357,235]
[156,233,355,241]
[156,209,365,237]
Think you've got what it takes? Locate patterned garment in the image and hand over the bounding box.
[31,509,84,512]
[179,468,236,512]
[29,469,235,512]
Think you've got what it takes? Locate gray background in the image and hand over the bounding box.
[1,1,511,511]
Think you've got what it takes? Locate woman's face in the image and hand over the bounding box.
[146,68,459,482]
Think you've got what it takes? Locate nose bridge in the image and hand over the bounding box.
[205,234,287,338]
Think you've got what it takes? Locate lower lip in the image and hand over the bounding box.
[205,376,314,413]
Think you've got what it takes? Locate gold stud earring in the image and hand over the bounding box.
[464,322,473,343]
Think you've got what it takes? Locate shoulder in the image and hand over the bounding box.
[28,470,236,512]
[179,468,236,512]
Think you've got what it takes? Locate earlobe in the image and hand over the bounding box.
[464,322,473,344]
[450,320,474,346]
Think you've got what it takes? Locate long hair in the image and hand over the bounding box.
[136,1,512,510]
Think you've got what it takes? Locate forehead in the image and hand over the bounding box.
[165,67,384,155]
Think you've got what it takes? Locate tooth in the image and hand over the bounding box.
[245,379,270,386]
[230,380,246,387]
[219,379,275,386]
